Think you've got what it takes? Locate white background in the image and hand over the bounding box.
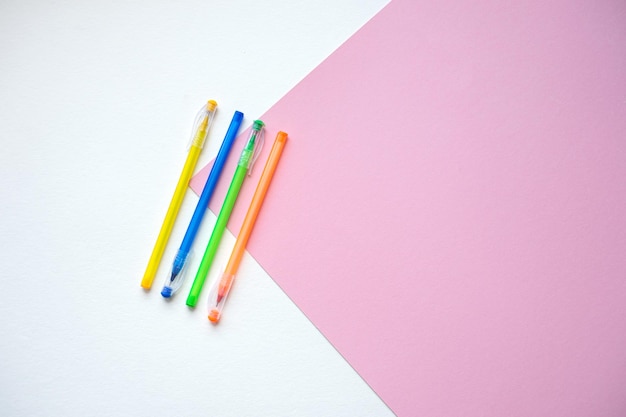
[0,1,394,416]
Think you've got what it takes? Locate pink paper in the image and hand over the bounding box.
[192,0,626,415]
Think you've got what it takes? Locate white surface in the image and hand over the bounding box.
[0,1,394,416]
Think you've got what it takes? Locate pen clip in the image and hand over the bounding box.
[247,127,265,176]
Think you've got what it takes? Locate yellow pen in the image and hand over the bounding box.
[141,100,217,289]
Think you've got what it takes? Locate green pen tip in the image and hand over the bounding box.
[253,120,264,130]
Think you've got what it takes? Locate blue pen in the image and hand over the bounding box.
[161,110,244,298]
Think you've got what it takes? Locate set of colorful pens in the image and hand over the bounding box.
[141,102,288,323]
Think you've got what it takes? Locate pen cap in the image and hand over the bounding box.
[207,270,236,323]
[161,250,193,298]
[238,120,265,175]
[188,100,218,149]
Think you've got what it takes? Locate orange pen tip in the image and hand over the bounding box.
[206,100,217,111]
[208,310,220,323]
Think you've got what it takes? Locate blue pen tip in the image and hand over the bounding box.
[161,287,173,298]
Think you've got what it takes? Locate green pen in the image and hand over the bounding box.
[186,120,265,307]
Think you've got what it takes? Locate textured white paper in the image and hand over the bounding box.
[0,1,393,416]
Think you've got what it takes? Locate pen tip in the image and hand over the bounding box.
[208,310,220,323]
[161,287,173,298]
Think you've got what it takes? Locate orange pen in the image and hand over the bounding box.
[207,131,288,323]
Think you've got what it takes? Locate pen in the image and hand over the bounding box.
[161,111,244,298]
[207,131,288,323]
[186,120,265,307]
[141,100,217,290]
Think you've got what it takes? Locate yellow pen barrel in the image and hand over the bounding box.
[141,100,217,289]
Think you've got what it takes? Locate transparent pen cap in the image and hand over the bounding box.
[161,250,193,298]
[207,270,236,323]
[238,120,265,176]
[188,100,218,149]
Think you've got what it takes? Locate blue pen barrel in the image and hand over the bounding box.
[160,111,244,299]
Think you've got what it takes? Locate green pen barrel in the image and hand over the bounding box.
[186,165,248,307]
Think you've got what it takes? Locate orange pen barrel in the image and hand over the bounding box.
[206,131,288,323]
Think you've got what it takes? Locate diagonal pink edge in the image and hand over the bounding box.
[191,0,626,415]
